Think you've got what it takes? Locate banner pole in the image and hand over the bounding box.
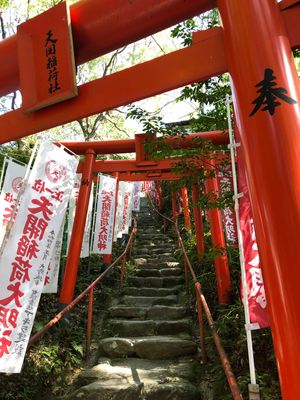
[226,95,259,394]
[90,173,100,255]
[0,156,8,191]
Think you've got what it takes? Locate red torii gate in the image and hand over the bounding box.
[0,0,299,396]
[61,132,231,306]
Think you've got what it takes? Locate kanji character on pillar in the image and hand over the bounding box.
[250,68,297,116]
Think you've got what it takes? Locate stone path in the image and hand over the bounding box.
[67,198,201,400]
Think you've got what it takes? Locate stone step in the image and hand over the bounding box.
[147,305,188,320]
[136,241,173,248]
[138,228,162,233]
[134,247,175,257]
[137,238,173,244]
[70,358,200,400]
[134,268,182,277]
[150,254,177,262]
[122,287,178,297]
[134,255,177,263]
[109,305,188,320]
[122,295,177,307]
[67,381,142,400]
[137,234,167,240]
[109,306,147,319]
[99,336,197,359]
[134,244,175,253]
[133,259,180,269]
[106,319,191,337]
[127,276,183,288]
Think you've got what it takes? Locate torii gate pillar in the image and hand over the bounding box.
[218,0,300,397]
[181,186,191,232]
[192,184,204,256]
[60,149,95,304]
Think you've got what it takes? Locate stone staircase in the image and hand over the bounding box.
[67,198,201,399]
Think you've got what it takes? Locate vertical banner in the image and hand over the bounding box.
[238,154,269,329]
[114,182,125,241]
[121,182,134,235]
[132,182,142,212]
[81,181,94,258]
[217,167,238,245]
[43,221,65,294]
[0,160,27,244]
[67,174,93,258]
[0,142,78,373]
[66,173,80,252]
[92,174,117,254]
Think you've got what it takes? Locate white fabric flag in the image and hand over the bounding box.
[81,181,94,258]
[42,221,65,294]
[0,160,27,244]
[114,183,125,241]
[121,182,134,235]
[132,182,142,212]
[66,174,80,251]
[0,141,78,373]
[92,174,117,254]
[67,174,93,258]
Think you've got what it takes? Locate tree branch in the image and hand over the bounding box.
[102,46,127,77]
[106,116,130,137]
[0,11,6,39]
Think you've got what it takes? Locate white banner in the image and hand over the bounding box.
[67,174,80,252]
[121,182,134,235]
[43,221,65,294]
[114,183,125,241]
[92,175,116,254]
[67,174,93,258]
[0,141,78,373]
[81,181,94,258]
[132,182,142,212]
[0,160,27,244]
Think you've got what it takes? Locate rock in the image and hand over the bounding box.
[68,381,142,400]
[108,306,146,319]
[134,336,197,359]
[122,295,177,307]
[122,287,176,297]
[134,269,161,277]
[160,268,182,276]
[133,258,148,267]
[107,320,156,336]
[144,381,201,400]
[146,305,187,320]
[100,338,134,358]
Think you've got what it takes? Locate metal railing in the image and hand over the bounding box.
[147,194,243,400]
[27,219,137,356]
